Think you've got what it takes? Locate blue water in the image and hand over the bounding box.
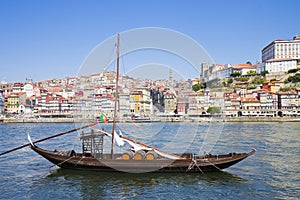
[0,122,299,199]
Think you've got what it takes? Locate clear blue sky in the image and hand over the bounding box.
[0,0,299,82]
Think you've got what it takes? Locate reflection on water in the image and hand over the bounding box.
[0,122,299,199]
[44,169,246,199]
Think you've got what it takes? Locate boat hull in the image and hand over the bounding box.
[31,145,255,173]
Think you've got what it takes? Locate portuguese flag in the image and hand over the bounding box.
[99,113,108,123]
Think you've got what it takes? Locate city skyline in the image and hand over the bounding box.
[0,0,299,82]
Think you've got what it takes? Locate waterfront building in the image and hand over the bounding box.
[129,88,152,116]
[119,92,130,117]
[278,91,300,117]
[262,34,300,62]
[177,97,188,115]
[224,94,241,118]
[278,91,298,110]
[240,97,260,116]
[92,94,103,116]
[72,97,92,119]
[257,91,278,115]
[6,92,26,114]
[0,89,4,114]
[164,91,177,114]
[100,94,115,118]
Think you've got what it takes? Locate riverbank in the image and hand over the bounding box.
[1,117,300,123]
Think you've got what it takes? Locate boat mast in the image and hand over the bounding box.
[111,33,120,158]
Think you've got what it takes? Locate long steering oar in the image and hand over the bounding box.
[0,122,98,157]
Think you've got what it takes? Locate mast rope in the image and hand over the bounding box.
[186,159,204,174]
[204,159,222,171]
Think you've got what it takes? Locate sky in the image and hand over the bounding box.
[0,0,299,82]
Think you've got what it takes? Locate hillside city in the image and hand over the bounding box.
[1,35,300,122]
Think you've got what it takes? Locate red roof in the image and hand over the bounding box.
[231,64,254,69]
[241,97,259,102]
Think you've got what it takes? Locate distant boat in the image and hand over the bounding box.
[125,115,160,123]
[28,34,256,173]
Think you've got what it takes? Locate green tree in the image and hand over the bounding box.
[252,77,266,85]
[260,70,269,76]
[207,106,221,114]
[247,70,256,75]
[192,82,207,92]
[286,73,300,83]
[192,83,200,92]
[287,68,299,74]
[246,61,252,66]
[227,78,233,84]
[230,72,242,77]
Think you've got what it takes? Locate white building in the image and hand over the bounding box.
[214,64,255,79]
[253,63,266,74]
[265,58,298,73]
[23,84,34,97]
[262,34,300,62]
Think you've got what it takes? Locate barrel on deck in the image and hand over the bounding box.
[145,151,158,160]
[121,151,134,160]
[133,150,146,160]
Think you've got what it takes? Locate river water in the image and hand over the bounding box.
[0,122,299,199]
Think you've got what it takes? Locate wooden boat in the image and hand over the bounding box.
[29,133,256,173]
[27,34,256,173]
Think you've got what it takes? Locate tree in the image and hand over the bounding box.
[206,106,221,114]
[192,82,206,92]
[260,70,269,76]
[252,77,266,85]
[230,72,242,77]
[246,61,252,66]
[287,68,299,74]
[247,70,256,75]
[192,83,200,92]
[285,73,300,83]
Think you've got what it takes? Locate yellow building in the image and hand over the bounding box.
[7,92,26,114]
[129,89,151,114]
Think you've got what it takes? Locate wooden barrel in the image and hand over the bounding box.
[133,150,146,160]
[121,151,134,160]
[145,151,158,160]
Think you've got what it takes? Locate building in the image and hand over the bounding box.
[230,64,256,75]
[0,89,4,114]
[262,34,300,62]
[119,93,130,116]
[262,81,284,93]
[265,58,298,73]
[6,92,26,114]
[164,92,177,114]
[240,97,260,116]
[23,83,34,97]
[278,92,298,110]
[129,88,151,115]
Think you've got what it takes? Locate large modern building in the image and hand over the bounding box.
[262,34,300,62]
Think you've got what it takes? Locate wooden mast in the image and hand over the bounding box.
[111,33,120,158]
